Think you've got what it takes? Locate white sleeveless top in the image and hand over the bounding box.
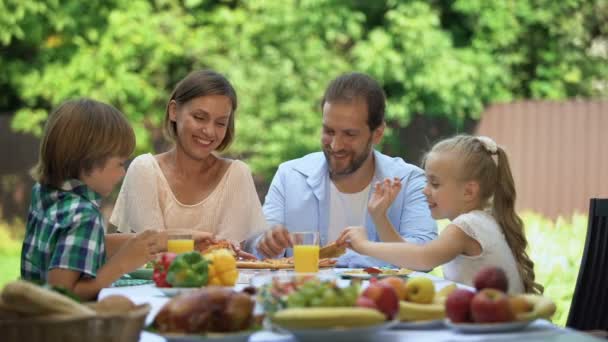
[442,210,525,294]
[109,153,268,242]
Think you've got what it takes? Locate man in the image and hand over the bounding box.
[254,72,437,267]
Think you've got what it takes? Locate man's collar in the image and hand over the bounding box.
[59,179,102,208]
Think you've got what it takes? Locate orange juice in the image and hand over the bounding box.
[294,245,320,273]
[167,239,194,254]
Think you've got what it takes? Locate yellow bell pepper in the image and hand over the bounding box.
[204,248,239,286]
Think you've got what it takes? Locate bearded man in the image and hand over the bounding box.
[250,72,437,267]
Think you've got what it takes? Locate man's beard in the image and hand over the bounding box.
[324,139,373,180]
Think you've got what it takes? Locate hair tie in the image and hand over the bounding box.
[476,136,498,155]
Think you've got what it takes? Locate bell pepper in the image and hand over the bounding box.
[153,252,177,288]
[204,248,239,286]
[166,251,210,287]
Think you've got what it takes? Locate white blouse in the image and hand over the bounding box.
[109,153,268,242]
[442,210,525,294]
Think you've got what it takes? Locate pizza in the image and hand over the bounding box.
[319,241,346,259]
[199,239,236,255]
[236,257,337,270]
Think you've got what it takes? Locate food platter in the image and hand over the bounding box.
[236,258,337,270]
[444,319,535,333]
[271,319,398,342]
[339,268,412,279]
[152,330,255,342]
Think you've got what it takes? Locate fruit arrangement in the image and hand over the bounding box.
[379,275,456,323]
[152,249,239,288]
[258,275,359,314]
[263,276,400,330]
[445,266,556,324]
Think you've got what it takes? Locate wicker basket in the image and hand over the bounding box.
[0,303,150,342]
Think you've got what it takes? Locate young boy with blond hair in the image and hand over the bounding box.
[21,98,161,300]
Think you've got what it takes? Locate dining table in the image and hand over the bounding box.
[99,269,602,342]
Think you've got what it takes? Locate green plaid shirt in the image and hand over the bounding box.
[21,179,106,282]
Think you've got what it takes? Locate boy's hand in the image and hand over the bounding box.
[337,226,369,252]
[117,230,160,272]
[367,177,402,218]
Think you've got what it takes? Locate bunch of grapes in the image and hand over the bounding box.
[286,281,360,308]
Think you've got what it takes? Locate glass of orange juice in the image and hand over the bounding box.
[291,232,320,273]
[167,233,194,254]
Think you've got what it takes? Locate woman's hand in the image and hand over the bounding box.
[367,177,402,218]
[336,226,370,252]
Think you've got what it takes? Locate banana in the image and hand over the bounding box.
[511,294,557,321]
[272,307,385,329]
[399,300,445,322]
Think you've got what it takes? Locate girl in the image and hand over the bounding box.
[337,135,542,294]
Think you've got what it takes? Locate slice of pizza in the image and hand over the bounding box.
[319,241,346,259]
[199,239,237,256]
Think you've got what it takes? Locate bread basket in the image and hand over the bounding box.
[0,303,150,342]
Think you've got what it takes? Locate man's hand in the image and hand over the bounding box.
[367,177,402,218]
[257,225,292,258]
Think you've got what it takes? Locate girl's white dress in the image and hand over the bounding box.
[442,210,525,294]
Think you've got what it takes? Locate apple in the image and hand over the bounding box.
[360,282,399,320]
[470,288,515,323]
[379,277,407,301]
[405,277,435,304]
[356,296,378,310]
[445,289,475,323]
[473,266,509,292]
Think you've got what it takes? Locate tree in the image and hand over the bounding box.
[2,0,606,179]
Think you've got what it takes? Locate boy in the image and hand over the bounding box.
[21,98,160,300]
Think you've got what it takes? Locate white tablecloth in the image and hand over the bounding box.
[99,270,592,342]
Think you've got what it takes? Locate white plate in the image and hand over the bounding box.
[152,330,254,342]
[338,270,412,280]
[271,319,398,342]
[158,287,201,297]
[393,319,444,329]
[444,319,534,333]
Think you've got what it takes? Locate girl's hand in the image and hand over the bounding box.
[367,177,402,218]
[337,226,369,252]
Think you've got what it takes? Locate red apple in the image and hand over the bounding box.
[360,282,399,320]
[473,266,509,292]
[356,296,378,310]
[379,277,407,301]
[445,289,475,323]
[470,289,515,323]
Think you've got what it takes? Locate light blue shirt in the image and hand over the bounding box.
[251,150,437,268]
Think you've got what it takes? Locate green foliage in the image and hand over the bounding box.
[2,0,606,178]
[524,211,586,326]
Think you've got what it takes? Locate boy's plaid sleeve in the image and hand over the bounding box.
[49,211,106,278]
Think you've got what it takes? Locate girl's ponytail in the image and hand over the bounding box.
[493,147,543,294]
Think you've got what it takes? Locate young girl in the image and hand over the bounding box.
[21,98,161,300]
[337,135,542,294]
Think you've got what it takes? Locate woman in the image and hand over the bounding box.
[109,70,266,257]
